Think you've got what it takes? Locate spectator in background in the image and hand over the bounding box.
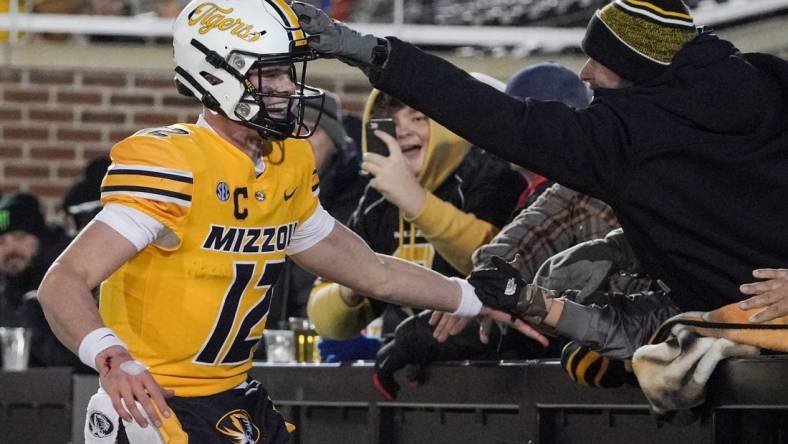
[89,0,128,15]
[297,0,357,22]
[0,192,71,325]
[0,192,83,369]
[268,91,366,328]
[150,0,185,17]
[0,160,109,371]
[305,91,364,224]
[87,0,144,43]
[503,62,591,210]
[0,192,48,324]
[31,0,85,41]
[327,0,356,22]
[61,156,111,235]
[307,85,524,341]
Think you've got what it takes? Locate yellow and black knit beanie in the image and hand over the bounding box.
[581,0,698,83]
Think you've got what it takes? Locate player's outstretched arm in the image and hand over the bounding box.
[292,222,479,316]
[294,223,551,345]
[37,221,173,428]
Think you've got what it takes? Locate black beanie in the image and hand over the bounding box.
[581,0,697,83]
[0,192,46,239]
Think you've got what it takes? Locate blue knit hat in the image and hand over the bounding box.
[505,62,591,109]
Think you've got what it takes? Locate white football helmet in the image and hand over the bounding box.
[173,0,325,140]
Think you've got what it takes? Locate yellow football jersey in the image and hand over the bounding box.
[99,123,320,396]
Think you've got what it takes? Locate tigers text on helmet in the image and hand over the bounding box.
[173,0,325,140]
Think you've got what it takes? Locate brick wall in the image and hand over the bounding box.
[0,66,372,219]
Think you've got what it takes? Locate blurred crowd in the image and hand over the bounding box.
[2,0,738,32]
[0,0,765,56]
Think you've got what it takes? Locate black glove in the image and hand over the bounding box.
[373,312,434,400]
[372,311,504,400]
[469,256,555,324]
[291,2,388,71]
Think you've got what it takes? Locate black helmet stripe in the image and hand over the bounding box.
[265,0,298,41]
[174,65,223,113]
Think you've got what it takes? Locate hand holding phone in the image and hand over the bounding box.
[366,118,397,156]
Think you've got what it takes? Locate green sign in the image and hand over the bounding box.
[0,209,9,231]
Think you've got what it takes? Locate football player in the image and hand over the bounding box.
[36,1,535,442]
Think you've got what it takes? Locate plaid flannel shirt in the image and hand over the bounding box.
[472,183,619,284]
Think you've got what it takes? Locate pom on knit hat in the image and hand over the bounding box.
[582,0,698,83]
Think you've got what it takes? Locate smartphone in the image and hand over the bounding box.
[366,118,397,156]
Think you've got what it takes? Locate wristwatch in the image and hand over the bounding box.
[370,38,389,68]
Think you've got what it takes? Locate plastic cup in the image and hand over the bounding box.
[264,330,295,363]
[0,327,32,371]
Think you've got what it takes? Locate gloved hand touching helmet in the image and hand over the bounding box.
[291,2,389,73]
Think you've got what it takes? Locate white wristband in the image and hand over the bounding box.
[78,327,128,371]
[449,277,483,317]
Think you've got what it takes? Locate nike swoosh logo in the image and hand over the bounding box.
[284,188,297,201]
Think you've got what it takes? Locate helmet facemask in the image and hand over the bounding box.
[231,46,325,141]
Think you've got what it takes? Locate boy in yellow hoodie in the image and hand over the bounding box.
[308,89,524,339]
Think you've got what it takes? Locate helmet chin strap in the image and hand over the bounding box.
[237,105,296,141]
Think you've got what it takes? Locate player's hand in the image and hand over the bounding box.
[739,268,788,323]
[428,310,473,343]
[428,307,549,346]
[479,306,550,347]
[361,129,426,217]
[96,346,174,428]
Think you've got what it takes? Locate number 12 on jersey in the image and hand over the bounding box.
[194,260,284,365]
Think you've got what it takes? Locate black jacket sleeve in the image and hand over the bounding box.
[373,38,629,203]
